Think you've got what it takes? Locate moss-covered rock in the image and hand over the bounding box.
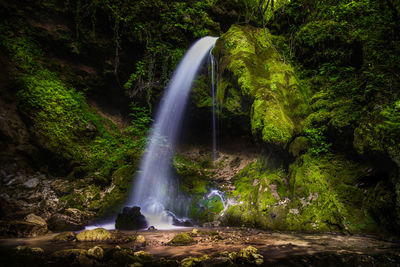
[76,228,111,242]
[87,246,104,260]
[167,233,197,246]
[222,153,385,233]
[173,155,224,224]
[210,24,309,148]
[180,255,210,267]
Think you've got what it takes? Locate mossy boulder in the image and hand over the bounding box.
[76,228,111,242]
[210,24,309,148]
[234,246,264,265]
[181,255,210,267]
[87,246,104,260]
[167,233,197,246]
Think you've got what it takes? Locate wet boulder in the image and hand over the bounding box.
[115,206,148,230]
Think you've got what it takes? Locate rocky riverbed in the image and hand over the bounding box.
[1,227,400,266]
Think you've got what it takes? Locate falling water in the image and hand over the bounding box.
[206,189,226,208]
[126,36,218,229]
[210,51,217,162]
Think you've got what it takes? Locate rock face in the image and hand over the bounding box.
[76,228,112,242]
[211,24,308,148]
[0,220,48,237]
[115,206,148,230]
[0,213,48,237]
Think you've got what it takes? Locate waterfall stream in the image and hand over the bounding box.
[126,36,218,229]
[210,51,217,162]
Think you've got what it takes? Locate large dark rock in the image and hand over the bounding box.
[115,206,148,230]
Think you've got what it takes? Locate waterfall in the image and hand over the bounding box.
[126,36,218,229]
[210,51,217,162]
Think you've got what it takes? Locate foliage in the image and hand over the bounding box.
[67,0,220,107]
[0,22,150,215]
[268,0,400,161]
[222,154,383,233]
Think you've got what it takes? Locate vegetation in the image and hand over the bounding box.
[0,0,399,238]
[0,20,150,216]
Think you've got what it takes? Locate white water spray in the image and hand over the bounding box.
[206,189,226,208]
[126,37,218,229]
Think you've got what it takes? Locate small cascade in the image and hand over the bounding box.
[206,189,226,208]
[125,36,218,229]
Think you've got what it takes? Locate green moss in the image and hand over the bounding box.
[59,193,85,210]
[167,233,197,246]
[210,25,309,147]
[222,153,381,233]
[286,153,379,233]
[98,164,136,216]
[289,136,309,157]
[189,195,224,223]
[173,155,224,224]
[0,24,148,218]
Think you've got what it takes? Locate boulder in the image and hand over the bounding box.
[167,233,197,246]
[235,246,264,265]
[147,226,156,231]
[87,246,103,260]
[115,206,148,230]
[76,228,111,241]
[47,213,84,231]
[25,214,47,227]
[53,231,76,242]
[181,255,210,267]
